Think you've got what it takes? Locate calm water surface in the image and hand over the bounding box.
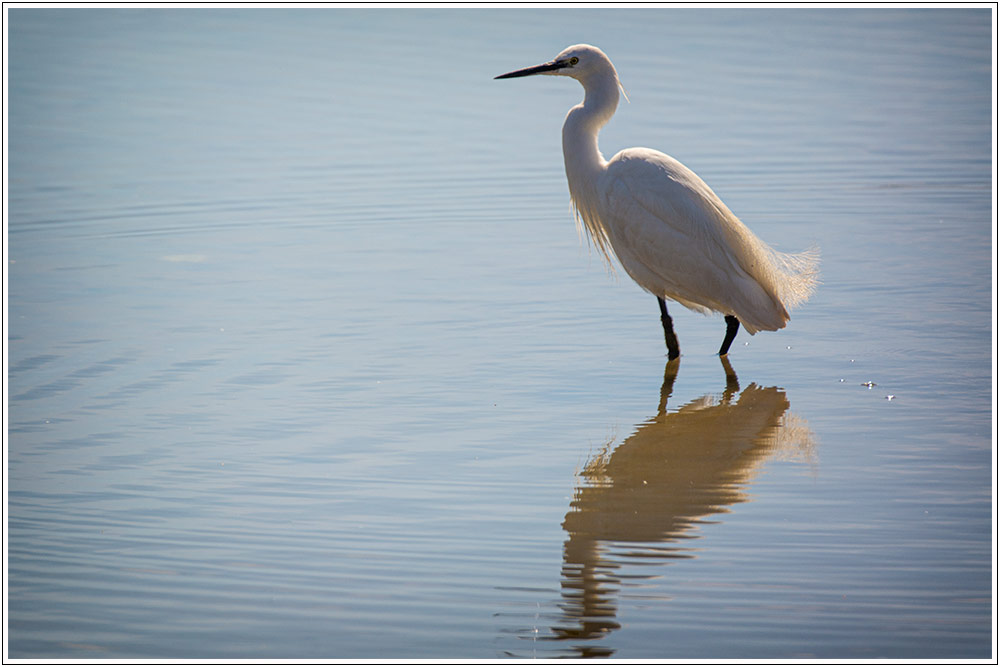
[6,8,995,660]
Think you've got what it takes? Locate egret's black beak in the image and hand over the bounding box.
[494,59,566,79]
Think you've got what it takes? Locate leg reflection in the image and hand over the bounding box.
[656,356,680,414]
[721,355,739,401]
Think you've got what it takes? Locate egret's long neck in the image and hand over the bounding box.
[562,73,619,188]
[561,71,620,266]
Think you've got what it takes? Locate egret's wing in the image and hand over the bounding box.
[601,149,774,317]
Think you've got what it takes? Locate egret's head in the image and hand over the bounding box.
[495,44,619,85]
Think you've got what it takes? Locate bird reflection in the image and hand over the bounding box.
[549,358,814,655]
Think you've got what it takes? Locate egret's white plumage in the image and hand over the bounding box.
[497,44,819,356]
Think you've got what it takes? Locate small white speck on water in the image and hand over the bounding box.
[886,395,896,401]
[862,381,877,388]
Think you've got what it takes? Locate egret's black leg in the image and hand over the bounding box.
[657,297,680,360]
[718,315,740,356]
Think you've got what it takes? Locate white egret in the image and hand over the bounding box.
[496,45,819,358]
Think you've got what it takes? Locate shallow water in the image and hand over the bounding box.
[6,8,994,660]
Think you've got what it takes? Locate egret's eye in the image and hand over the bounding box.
[569,57,579,66]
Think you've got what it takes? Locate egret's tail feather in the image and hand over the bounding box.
[771,244,820,309]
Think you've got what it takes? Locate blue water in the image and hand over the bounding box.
[6,8,994,659]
